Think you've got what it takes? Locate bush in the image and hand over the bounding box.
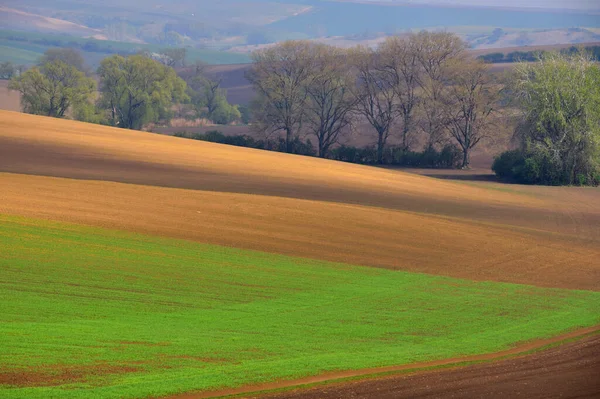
[175,131,463,170]
[492,150,525,180]
[174,131,316,156]
[330,145,378,164]
[330,144,461,168]
[492,149,600,186]
[386,145,461,168]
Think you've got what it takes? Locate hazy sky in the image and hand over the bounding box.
[361,0,600,10]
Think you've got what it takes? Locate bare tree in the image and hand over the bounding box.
[412,31,466,150]
[444,60,499,168]
[379,36,421,152]
[350,46,399,164]
[247,41,317,153]
[304,45,356,158]
[202,78,223,117]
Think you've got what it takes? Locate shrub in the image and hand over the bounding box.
[175,131,463,170]
[387,145,461,168]
[518,157,541,184]
[492,150,525,180]
[174,131,316,156]
[492,149,600,186]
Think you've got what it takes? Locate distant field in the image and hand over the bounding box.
[1,214,599,399]
[471,41,600,56]
[0,30,251,67]
[267,2,600,37]
[0,81,20,112]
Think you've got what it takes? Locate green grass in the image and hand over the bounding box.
[0,44,43,65]
[0,214,598,399]
[0,30,251,67]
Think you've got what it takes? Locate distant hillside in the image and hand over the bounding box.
[337,0,600,12]
[2,0,600,52]
[470,28,600,49]
[0,6,104,38]
[268,2,600,37]
[0,30,251,67]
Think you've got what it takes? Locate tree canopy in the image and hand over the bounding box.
[9,60,95,118]
[494,51,600,185]
[247,41,318,153]
[97,55,188,129]
[39,48,89,75]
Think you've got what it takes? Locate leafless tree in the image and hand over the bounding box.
[247,41,318,153]
[443,60,499,168]
[412,31,466,150]
[304,45,357,157]
[379,36,421,151]
[350,46,399,163]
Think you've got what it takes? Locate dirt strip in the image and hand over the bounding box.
[159,326,600,399]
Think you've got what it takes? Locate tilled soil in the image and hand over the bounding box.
[247,334,600,399]
[2,172,600,290]
[1,111,599,399]
[1,111,599,290]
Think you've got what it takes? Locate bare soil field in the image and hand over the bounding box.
[1,111,599,291]
[1,111,599,398]
[246,333,600,399]
[204,64,254,105]
[0,81,20,112]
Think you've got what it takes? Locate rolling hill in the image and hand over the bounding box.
[1,110,599,289]
[1,0,600,62]
[1,111,599,398]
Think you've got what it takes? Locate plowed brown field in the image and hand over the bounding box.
[1,111,600,399]
[1,110,599,291]
[245,333,600,399]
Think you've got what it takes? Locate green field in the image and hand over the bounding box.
[0,30,251,67]
[1,214,599,399]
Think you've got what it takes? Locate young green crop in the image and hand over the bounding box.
[1,214,599,399]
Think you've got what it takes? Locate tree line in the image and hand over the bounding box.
[8,48,241,130]
[478,45,600,64]
[247,32,499,168]
[7,34,599,185]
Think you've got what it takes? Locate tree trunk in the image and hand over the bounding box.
[402,115,410,151]
[318,139,326,158]
[377,130,385,164]
[461,147,470,169]
[285,128,292,153]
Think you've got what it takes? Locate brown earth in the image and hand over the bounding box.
[241,332,600,399]
[0,6,103,37]
[1,111,599,291]
[0,81,20,112]
[1,111,600,398]
[157,328,600,399]
[0,363,140,387]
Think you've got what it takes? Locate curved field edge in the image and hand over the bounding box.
[1,215,599,399]
[175,329,600,399]
[243,332,600,399]
[2,172,599,291]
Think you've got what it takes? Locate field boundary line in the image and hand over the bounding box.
[158,325,600,399]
